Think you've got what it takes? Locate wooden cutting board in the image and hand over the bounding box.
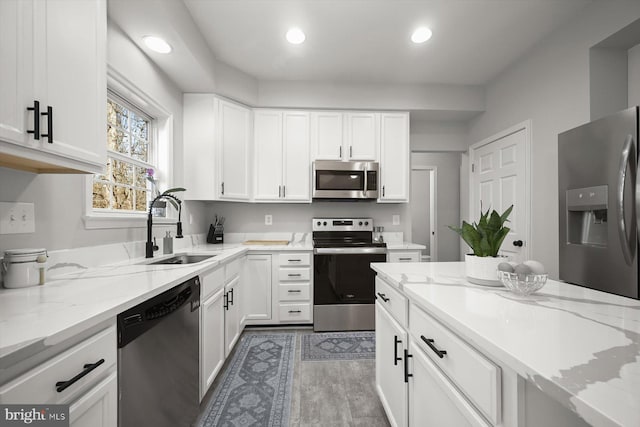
[243,240,290,245]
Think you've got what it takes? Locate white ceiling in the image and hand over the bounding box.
[183,0,592,85]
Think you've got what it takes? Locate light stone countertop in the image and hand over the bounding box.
[385,242,426,250]
[370,261,640,427]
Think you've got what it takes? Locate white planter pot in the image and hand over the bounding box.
[465,254,505,287]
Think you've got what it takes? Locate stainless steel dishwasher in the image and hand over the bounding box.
[117,276,200,427]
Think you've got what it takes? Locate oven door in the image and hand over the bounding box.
[313,248,387,305]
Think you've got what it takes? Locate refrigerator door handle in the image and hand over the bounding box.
[618,134,636,265]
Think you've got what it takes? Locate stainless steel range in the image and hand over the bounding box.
[313,218,387,331]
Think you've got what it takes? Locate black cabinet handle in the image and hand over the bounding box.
[228,288,234,306]
[399,257,412,261]
[349,146,353,158]
[288,273,301,277]
[27,100,40,140]
[376,292,389,302]
[278,185,282,198]
[221,182,225,195]
[287,289,301,293]
[56,359,104,392]
[339,146,342,158]
[382,185,385,197]
[403,349,413,383]
[288,310,301,313]
[41,106,53,143]
[513,240,523,247]
[283,185,286,198]
[288,259,302,262]
[421,335,447,359]
[394,336,402,366]
[223,292,229,310]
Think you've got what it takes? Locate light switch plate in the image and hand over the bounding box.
[392,214,400,225]
[0,202,35,234]
[265,214,273,225]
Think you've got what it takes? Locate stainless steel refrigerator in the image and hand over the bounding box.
[558,106,639,299]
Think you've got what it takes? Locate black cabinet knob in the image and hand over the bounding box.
[513,240,523,247]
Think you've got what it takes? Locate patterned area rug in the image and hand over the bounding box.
[198,333,296,427]
[301,331,376,361]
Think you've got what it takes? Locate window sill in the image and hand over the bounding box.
[83,213,177,230]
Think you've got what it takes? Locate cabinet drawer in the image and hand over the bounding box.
[279,303,311,322]
[279,283,311,301]
[375,276,407,327]
[0,325,117,404]
[279,267,310,282]
[387,251,420,263]
[225,258,242,282]
[278,253,311,267]
[201,266,224,300]
[409,303,501,425]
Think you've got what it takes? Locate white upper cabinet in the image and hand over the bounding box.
[254,110,310,202]
[379,112,410,202]
[310,112,343,160]
[217,98,252,201]
[345,112,379,161]
[183,94,216,200]
[0,0,106,174]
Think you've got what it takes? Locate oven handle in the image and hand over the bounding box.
[314,247,387,255]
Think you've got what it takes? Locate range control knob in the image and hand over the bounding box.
[323,221,327,226]
[316,221,321,226]
[359,221,363,226]
[365,221,369,226]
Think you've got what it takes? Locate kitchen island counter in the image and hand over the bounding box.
[371,261,640,427]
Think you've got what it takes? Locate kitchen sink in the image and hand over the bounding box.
[147,254,216,265]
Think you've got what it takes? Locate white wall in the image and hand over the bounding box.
[629,43,640,107]
[207,202,410,238]
[411,152,461,262]
[467,2,640,278]
[0,21,209,254]
[411,121,469,152]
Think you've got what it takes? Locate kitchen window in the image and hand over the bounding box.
[84,69,174,229]
[92,92,156,214]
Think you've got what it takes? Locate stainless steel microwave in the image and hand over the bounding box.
[312,160,378,200]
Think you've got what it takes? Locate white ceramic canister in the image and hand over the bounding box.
[1,249,47,289]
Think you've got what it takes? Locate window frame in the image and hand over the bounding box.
[83,66,175,229]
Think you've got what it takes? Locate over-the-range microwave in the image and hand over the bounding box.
[312,160,378,200]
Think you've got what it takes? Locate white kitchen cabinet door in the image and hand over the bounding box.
[183,94,216,200]
[68,372,117,427]
[33,0,106,172]
[282,111,310,201]
[409,341,490,427]
[379,113,409,202]
[218,99,251,201]
[310,111,343,160]
[201,288,225,400]
[254,110,283,201]
[0,0,33,148]
[345,112,378,161]
[243,254,272,322]
[376,302,408,427]
[224,276,242,356]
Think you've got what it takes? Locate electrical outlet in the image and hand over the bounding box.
[392,214,400,225]
[0,202,35,234]
[265,214,273,225]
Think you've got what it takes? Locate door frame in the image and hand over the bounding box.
[468,120,532,260]
[410,165,438,262]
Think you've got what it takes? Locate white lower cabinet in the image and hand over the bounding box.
[387,250,421,263]
[376,302,408,427]
[224,275,242,356]
[243,254,272,322]
[200,288,225,400]
[409,341,490,427]
[69,372,117,427]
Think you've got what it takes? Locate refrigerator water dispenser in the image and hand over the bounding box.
[566,185,608,247]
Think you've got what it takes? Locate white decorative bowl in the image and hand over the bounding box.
[498,271,548,296]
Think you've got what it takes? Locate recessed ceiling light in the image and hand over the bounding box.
[286,28,306,45]
[411,27,432,44]
[143,36,172,54]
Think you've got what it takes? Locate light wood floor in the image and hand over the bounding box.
[197,327,391,427]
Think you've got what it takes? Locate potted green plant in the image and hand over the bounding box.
[449,205,513,286]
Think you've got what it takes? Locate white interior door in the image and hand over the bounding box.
[470,123,530,263]
[411,167,437,261]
